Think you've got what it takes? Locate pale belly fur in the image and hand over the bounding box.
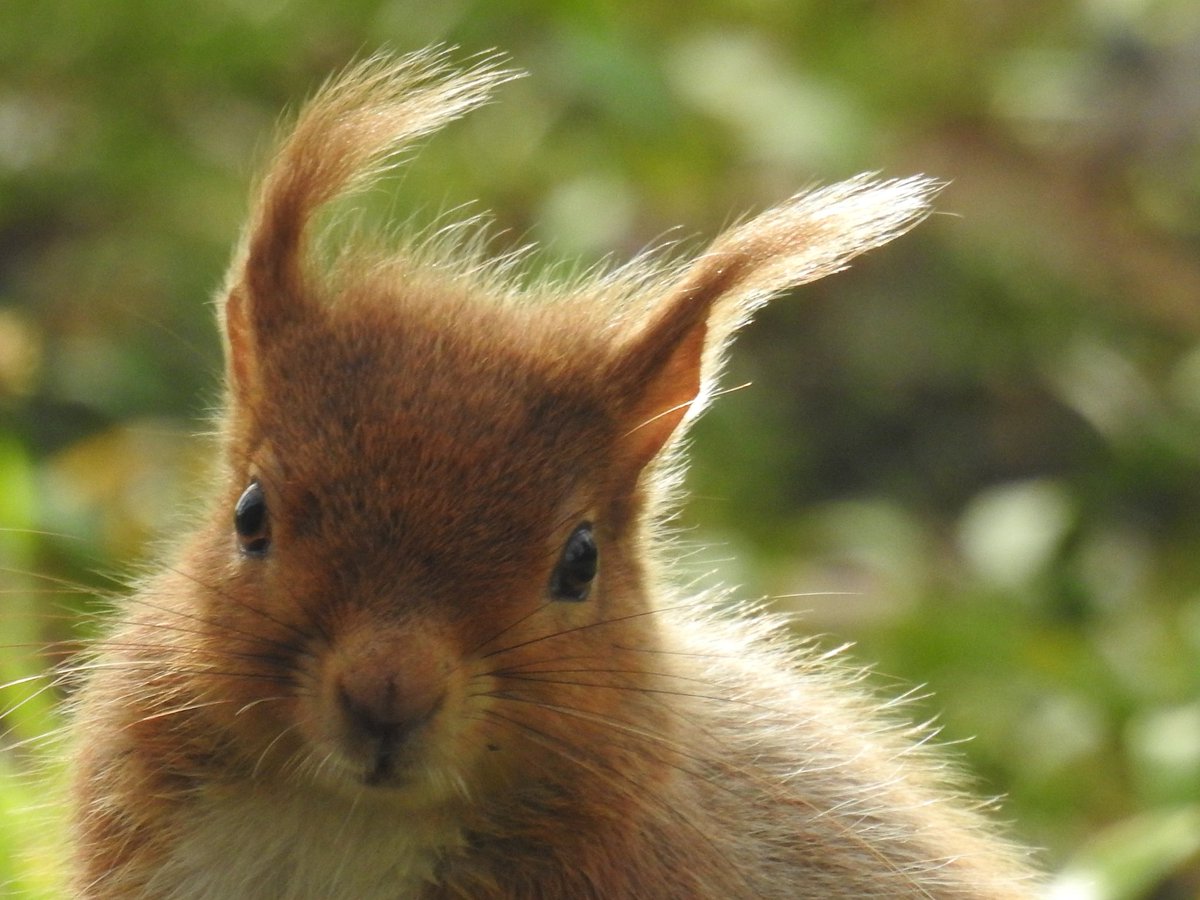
[144,787,459,900]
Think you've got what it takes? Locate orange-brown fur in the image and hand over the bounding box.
[68,50,1039,898]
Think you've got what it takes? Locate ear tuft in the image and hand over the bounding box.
[688,174,941,345]
[219,49,520,396]
[609,175,942,472]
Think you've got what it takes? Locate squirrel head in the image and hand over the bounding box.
[186,50,936,802]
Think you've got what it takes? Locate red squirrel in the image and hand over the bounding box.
[68,50,1039,898]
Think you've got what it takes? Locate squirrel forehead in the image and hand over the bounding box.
[272,290,608,428]
[244,288,616,522]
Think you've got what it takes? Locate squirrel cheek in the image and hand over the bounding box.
[307,625,456,785]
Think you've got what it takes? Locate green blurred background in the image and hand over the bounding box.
[3,0,1200,896]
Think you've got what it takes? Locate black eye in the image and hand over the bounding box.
[550,522,597,602]
[234,480,270,557]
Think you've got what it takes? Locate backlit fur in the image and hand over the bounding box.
[68,49,1039,898]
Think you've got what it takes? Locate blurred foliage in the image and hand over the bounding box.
[2,0,1200,896]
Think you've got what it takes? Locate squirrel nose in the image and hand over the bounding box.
[330,629,448,754]
[336,668,442,742]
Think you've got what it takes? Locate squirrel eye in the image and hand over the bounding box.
[549,522,598,602]
[234,480,270,557]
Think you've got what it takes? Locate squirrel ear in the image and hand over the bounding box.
[217,50,518,401]
[220,286,261,401]
[605,271,725,474]
[608,175,940,472]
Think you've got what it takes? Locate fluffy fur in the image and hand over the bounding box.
[68,49,1039,898]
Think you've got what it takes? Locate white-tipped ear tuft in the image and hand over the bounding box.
[607,174,941,472]
[694,174,942,334]
[242,48,519,315]
[219,48,521,399]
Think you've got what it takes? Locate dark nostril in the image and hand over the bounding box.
[338,678,400,739]
[335,671,444,745]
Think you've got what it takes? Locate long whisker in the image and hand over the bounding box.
[483,671,780,713]
[153,564,321,653]
[461,598,557,660]
[477,603,698,661]
[130,698,241,725]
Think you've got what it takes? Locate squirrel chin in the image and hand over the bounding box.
[300,725,487,812]
[304,757,467,809]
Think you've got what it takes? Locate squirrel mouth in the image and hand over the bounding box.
[351,705,444,789]
[361,736,405,786]
[334,685,445,788]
